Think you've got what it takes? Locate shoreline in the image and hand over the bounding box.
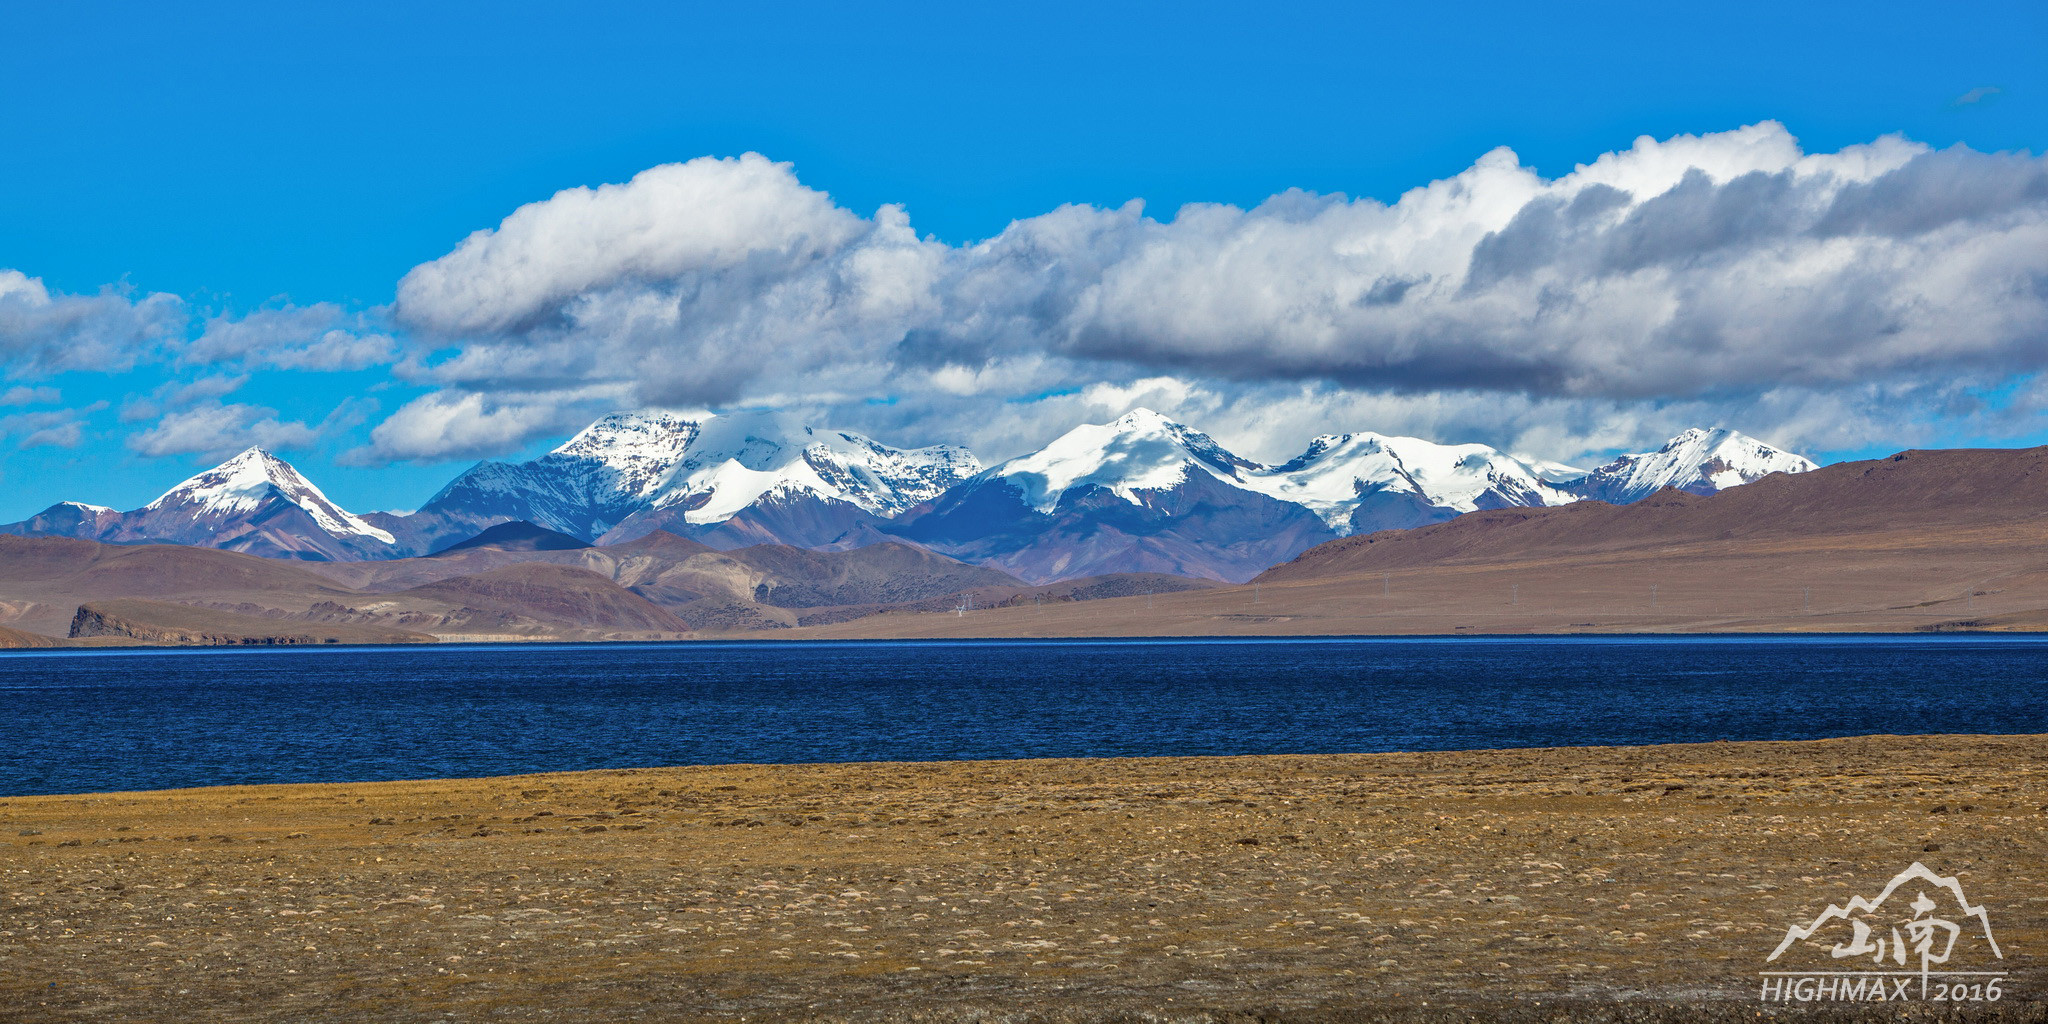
[2,728,2043,802]
[8,627,2048,655]
[4,734,2043,1021]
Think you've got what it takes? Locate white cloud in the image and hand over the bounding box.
[126,401,323,459]
[18,421,84,449]
[398,153,879,336]
[0,385,60,406]
[0,270,185,376]
[393,154,943,416]
[185,304,396,371]
[1,401,109,451]
[374,124,2048,461]
[351,388,624,463]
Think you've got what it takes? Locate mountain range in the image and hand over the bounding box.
[790,443,2048,640]
[0,409,1816,583]
[6,440,2043,646]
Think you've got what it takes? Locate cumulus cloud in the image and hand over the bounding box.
[349,388,623,464]
[0,270,185,377]
[394,154,943,412]
[400,153,875,337]
[377,124,2048,461]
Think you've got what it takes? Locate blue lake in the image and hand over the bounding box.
[2,635,2045,796]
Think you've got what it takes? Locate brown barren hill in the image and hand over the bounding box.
[398,563,691,634]
[0,535,690,642]
[1261,445,2048,580]
[0,535,365,635]
[0,623,64,647]
[69,598,436,645]
[782,445,2048,638]
[715,540,1025,607]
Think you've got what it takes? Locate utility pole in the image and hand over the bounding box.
[1651,583,1659,609]
[1383,572,1390,598]
[1803,587,1811,614]
[1510,583,1518,606]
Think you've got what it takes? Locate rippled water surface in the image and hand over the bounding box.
[3,635,2045,795]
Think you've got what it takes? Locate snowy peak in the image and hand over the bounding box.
[1250,432,1576,529]
[989,407,1256,512]
[1571,428,1817,504]
[420,409,983,547]
[146,447,394,544]
[416,412,707,542]
[957,414,1815,540]
[547,411,704,503]
[2,448,396,559]
[980,410,1587,530]
[645,410,981,523]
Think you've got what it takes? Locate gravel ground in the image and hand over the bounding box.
[2,735,2045,1022]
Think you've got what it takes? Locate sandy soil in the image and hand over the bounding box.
[3,735,2045,1022]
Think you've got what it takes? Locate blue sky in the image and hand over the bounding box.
[2,0,2045,519]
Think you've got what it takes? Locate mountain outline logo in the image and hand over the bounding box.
[1759,861,2008,1004]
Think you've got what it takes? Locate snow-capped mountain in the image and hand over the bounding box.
[0,410,1819,578]
[1567,427,1816,504]
[898,411,1816,582]
[984,408,1264,512]
[0,447,395,561]
[117,447,396,560]
[600,411,982,547]
[404,412,706,547]
[899,410,1337,583]
[1247,432,1578,534]
[0,501,123,542]
[410,410,982,552]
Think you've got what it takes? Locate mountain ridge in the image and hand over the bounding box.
[0,410,1818,580]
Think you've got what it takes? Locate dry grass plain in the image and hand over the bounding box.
[3,735,2046,1022]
